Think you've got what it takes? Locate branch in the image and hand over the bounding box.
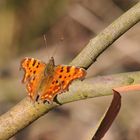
[70,2,140,68]
[0,2,140,140]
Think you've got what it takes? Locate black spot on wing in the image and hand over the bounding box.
[33,77,35,81]
[36,62,40,68]
[32,60,37,66]
[66,67,71,73]
[60,67,64,72]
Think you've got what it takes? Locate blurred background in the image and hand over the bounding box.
[0,0,140,140]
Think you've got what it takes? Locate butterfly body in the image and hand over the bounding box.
[21,57,86,103]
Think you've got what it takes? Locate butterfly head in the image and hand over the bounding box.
[44,57,55,76]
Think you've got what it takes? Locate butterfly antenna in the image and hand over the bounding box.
[47,41,58,61]
[43,34,47,49]
[43,34,64,60]
[51,34,64,60]
[52,45,58,59]
[43,34,51,60]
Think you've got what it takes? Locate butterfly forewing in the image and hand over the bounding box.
[40,65,86,102]
[21,57,46,100]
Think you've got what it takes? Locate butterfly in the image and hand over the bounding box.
[20,57,86,103]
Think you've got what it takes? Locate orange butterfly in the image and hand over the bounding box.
[21,57,86,103]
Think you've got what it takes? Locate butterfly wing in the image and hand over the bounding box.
[21,57,46,101]
[40,65,86,102]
